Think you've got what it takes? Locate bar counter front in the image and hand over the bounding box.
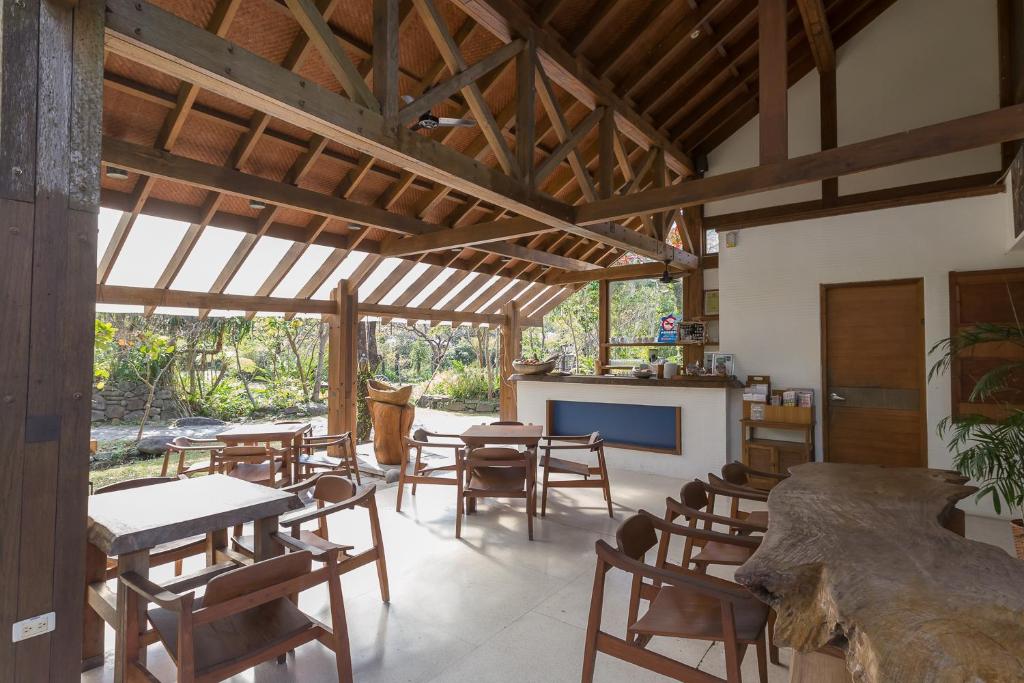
[513,374,741,478]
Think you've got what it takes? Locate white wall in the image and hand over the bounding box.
[700,0,1016,516]
[705,0,1001,217]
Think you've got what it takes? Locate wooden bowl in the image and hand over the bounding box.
[512,360,557,375]
[367,379,413,405]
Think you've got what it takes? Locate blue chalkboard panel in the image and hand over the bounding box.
[547,400,681,454]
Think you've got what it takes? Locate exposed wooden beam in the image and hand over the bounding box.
[102,137,436,236]
[760,0,789,164]
[516,35,537,186]
[534,106,604,185]
[413,0,517,175]
[104,0,575,230]
[380,216,550,256]
[576,103,1024,223]
[454,0,695,176]
[472,240,598,271]
[97,284,335,314]
[284,0,379,109]
[704,172,1004,231]
[820,68,838,204]
[396,38,524,126]
[373,0,400,121]
[535,65,598,200]
[796,0,836,72]
[359,302,504,325]
[568,0,629,55]
[543,260,686,285]
[598,107,616,200]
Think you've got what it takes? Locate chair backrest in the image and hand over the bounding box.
[93,476,178,495]
[615,513,658,560]
[679,480,710,514]
[169,436,191,448]
[412,427,428,442]
[314,474,356,503]
[217,445,272,460]
[203,550,313,606]
[720,462,751,488]
[465,446,528,468]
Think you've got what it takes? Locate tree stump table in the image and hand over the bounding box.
[367,398,415,466]
[735,463,1024,683]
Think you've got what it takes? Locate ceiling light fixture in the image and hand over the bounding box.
[690,29,701,39]
[348,223,364,231]
[105,166,129,180]
[248,198,267,210]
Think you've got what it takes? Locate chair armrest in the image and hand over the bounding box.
[168,444,222,452]
[541,443,596,451]
[302,436,347,448]
[705,477,770,502]
[740,466,788,481]
[541,434,592,443]
[663,499,767,535]
[119,571,188,610]
[280,485,377,527]
[271,531,341,562]
[595,540,752,603]
[282,473,322,494]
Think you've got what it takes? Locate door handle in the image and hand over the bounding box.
[829,392,846,402]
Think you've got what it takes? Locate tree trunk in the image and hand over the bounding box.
[312,322,328,402]
[233,340,257,409]
[284,326,310,402]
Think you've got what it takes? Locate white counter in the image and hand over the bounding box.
[514,375,737,479]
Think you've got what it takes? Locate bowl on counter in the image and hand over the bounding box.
[512,359,557,375]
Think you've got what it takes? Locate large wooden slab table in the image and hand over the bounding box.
[216,420,311,484]
[83,475,303,682]
[460,423,543,449]
[735,463,1024,682]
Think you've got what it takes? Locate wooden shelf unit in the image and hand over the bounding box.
[741,403,815,477]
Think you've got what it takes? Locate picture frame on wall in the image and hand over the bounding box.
[711,352,735,377]
[704,289,720,316]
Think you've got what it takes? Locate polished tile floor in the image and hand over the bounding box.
[82,468,1016,683]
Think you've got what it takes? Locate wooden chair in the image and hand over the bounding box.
[212,445,285,487]
[582,511,768,683]
[297,432,361,484]
[538,432,613,518]
[398,429,465,533]
[93,476,206,578]
[161,436,223,477]
[721,461,789,493]
[232,473,389,603]
[461,446,537,540]
[659,480,766,574]
[121,540,353,682]
[708,470,774,529]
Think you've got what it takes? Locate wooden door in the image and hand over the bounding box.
[821,279,927,467]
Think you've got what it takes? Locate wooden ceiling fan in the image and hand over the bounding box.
[402,95,477,131]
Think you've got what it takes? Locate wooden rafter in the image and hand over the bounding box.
[577,102,1024,223]
[534,106,604,186]
[373,0,400,121]
[797,0,836,72]
[760,0,790,164]
[535,64,598,200]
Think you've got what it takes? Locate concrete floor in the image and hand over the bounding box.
[81,466,1017,683]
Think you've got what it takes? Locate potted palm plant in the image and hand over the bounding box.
[931,321,1024,559]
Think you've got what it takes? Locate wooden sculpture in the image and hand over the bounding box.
[367,398,415,466]
[735,463,1024,683]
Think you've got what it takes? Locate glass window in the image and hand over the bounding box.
[608,277,685,364]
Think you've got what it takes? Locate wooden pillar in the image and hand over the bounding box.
[372,0,399,123]
[999,0,1024,168]
[0,0,103,679]
[499,301,521,421]
[515,33,536,186]
[682,206,706,368]
[820,69,838,205]
[328,280,358,438]
[759,0,788,164]
[597,279,610,375]
[598,106,615,199]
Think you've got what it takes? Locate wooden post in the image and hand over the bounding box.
[820,69,838,205]
[0,0,103,679]
[759,0,788,164]
[598,106,616,200]
[597,279,610,375]
[373,0,400,123]
[499,301,521,421]
[515,33,536,186]
[682,206,706,369]
[328,281,358,438]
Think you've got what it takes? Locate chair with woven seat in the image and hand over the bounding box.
[297,432,360,484]
[161,436,223,477]
[93,476,206,578]
[658,480,766,575]
[398,429,465,532]
[212,445,286,487]
[582,511,768,683]
[461,446,537,540]
[121,538,353,682]
[538,431,612,518]
[232,473,389,603]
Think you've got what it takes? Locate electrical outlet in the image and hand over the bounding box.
[11,612,55,643]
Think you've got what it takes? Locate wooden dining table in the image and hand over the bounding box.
[83,475,303,682]
[459,423,543,450]
[216,421,312,485]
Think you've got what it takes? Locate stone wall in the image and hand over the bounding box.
[417,394,499,414]
[92,380,182,423]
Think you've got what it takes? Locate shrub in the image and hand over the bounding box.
[433,363,498,401]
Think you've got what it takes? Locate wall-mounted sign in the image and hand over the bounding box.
[657,314,679,343]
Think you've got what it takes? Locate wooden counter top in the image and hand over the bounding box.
[510,373,742,389]
[735,463,1024,682]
